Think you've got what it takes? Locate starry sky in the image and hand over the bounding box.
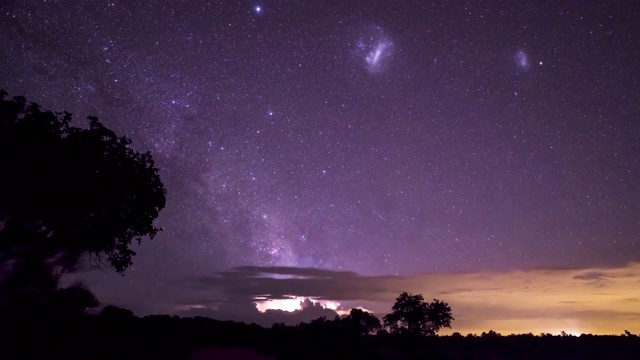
[1,1,640,333]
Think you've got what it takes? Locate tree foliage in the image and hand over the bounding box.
[294,309,382,338]
[0,90,166,271]
[0,90,166,305]
[341,308,382,335]
[383,292,454,336]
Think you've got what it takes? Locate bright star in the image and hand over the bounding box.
[254,6,262,14]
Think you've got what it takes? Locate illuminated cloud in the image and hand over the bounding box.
[254,295,339,313]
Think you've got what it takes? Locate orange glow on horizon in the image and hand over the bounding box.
[252,263,640,335]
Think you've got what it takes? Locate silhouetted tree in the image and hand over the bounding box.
[341,308,381,335]
[482,330,501,337]
[297,316,340,337]
[383,292,454,336]
[425,298,454,334]
[46,283,99,314]
[0,90,166,307]
[100,305,135,320]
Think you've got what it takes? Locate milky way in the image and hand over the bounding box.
[1,1,639,315]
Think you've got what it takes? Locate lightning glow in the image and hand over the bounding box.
[254,296,340,312]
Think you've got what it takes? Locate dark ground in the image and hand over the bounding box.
[1,308,638,360]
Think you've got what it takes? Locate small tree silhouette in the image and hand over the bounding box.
[46,283,99,314]
[341,308,381,335]
[424,298,454,334]
[383,292,454,336]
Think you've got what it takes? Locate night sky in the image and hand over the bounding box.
[2,1,640,333]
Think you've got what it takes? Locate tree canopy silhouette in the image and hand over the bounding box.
[0,90,166,305]
[383,292,454,336]
[341,308,382,336]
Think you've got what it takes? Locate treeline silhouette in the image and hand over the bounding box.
[1,304,640,360]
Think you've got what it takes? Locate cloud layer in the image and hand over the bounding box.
[92,263,640,335]
[82,263,640,334]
